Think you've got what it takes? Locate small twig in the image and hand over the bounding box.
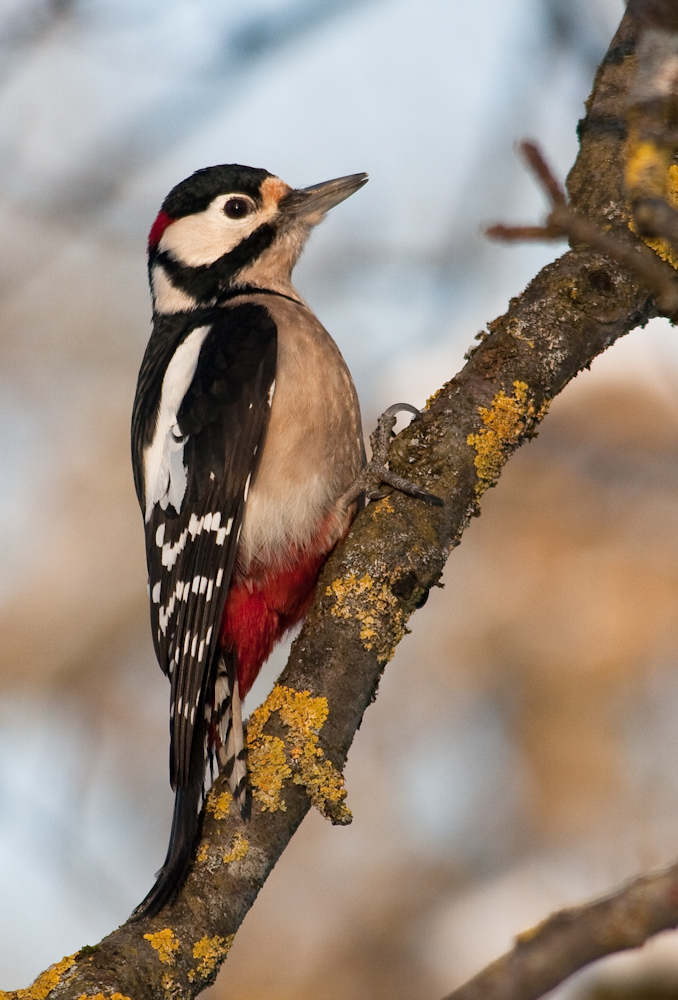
[520,140,566,206]
[486,224,561,241]
[487,140,678,315]
[440,859,678,1000]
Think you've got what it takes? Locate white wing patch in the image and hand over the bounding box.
[143,324,211,522]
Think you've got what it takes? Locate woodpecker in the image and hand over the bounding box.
[131,164,370,917]
[131,163,441,919]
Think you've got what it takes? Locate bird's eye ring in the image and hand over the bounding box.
[223,197,253,219]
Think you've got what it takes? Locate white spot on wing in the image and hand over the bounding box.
[161,529,188,569]
[158,578,185,635]
[267,379,276,407]
[152,582,161,604]
[215,515,233,546]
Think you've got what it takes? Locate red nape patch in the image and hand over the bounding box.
[148,210,174,250]
[220,552,327,699]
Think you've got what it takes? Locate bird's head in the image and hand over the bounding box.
[148,164,368,313]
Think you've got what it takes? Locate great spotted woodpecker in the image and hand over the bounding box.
[132,164,368,917]
[132,164,440,918]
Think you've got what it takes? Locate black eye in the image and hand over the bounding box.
[224,197,253,219]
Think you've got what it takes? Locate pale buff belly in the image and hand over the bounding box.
[237,294,364,574]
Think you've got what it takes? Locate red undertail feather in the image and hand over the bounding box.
[213,517,352,818]
[220,548,328,697]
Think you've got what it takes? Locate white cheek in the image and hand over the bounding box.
[158,195,273,267]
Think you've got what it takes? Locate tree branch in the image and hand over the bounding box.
[440,860,678,1000]
[6,8,677,1000]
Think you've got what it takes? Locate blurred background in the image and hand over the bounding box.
[3,1,678,997]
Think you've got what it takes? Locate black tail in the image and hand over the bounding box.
[131,716,205,920]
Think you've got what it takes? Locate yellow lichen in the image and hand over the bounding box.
[160,972,180,998]
[627,135,678,269]
[143,928,180,965]
[326,571,405,660]
[198,831,249,867]
[186,935,234,983]
[247,685,350,822]
[205,787,233,820]
[626,135,672,199]
[371,495,394,519]
[76,994,131,1000]
[466,381,535,495]
[222,833,249,864]
[247,731,290,812]
[0,955,77,1000]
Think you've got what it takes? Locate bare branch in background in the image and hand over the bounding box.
[440,861,678,1000]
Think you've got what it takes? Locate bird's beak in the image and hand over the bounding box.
[282,172,368,223]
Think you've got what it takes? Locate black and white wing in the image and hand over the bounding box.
[132,301,277,789]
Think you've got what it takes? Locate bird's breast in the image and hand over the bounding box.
[236,294,363,575]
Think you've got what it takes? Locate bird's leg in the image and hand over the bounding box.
[339,403,444,510]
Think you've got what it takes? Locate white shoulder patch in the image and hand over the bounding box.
[143,324,211,521]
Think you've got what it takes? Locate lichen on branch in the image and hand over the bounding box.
[466,381,538,495]
[246,684,350,822]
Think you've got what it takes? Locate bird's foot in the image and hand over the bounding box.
[339,403,444,509]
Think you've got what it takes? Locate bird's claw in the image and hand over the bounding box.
[340,403,444,509]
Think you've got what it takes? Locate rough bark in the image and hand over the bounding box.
[5,9,677,1000]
